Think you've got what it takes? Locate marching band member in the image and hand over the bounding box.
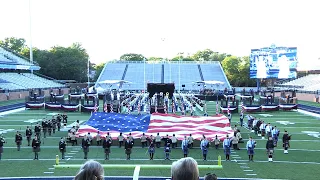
[282,130,291,154]
[246,137,256,161]
[266,136,275,162]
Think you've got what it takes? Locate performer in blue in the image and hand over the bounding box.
[239,112,244,127]
[200,135,209,161]
[181,136,189,157]
[223,135,231,161]
[271,126,280,147]
[164,142,171,160]
[246,137,256,161]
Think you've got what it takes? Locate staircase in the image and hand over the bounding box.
[121,64,129,80]
[197,64,204,81]
[161,64,164,83]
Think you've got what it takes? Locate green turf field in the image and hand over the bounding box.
[0,102,320,180]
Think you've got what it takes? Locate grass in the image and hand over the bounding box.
[0,99,24,107]
[0,101,320,180]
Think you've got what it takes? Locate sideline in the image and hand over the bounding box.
[1,158,319,165]
[0,108,25,116]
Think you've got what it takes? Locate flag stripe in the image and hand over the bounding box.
[77,112,233,141]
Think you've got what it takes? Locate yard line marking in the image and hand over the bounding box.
[238,163,248,165]
[133,166,141,180]
[240,166,250,169]
[65,156,73,158]
[232,157,242,159]
[0,108,25,116]
[246,174,257,176]
[70,151,79,153]
[1,158,320,165]
[48,168,55,170]
[3,146,319,152]
[243,170,253,172]
[67,153,76,155]
[43,172,54,174]
[231,154,240,156]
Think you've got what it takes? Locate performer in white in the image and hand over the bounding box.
[256,55,267,78]
[277,55,290,79]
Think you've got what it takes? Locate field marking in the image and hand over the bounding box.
[231,154,240,156]
[48,168,55,170]
[238,163,247,165]
[70,151,79,153]
[243,170,253,172]
[65,156,73,158]
[242,139,320,142]
[3,146,320,152]
[133,165,141,180]
[232,157,242,159]
[240,166,250,169]
[43,172,54,174]
[297,109,320,118]
[0,108,25,116]
[2,159,319,165]
[67,153,76,155]
[246,174,257,176]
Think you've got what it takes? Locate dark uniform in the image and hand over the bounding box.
[25,127,32,146]
[124,139,134,160]
[32,137,41,160]
[59,138,66,159]
[266,137,275,162]
[42,120,47,138]
[148,139,155,160]
[62,114,68,127]
[48,120,52,136]
[102,138,112,160]
[0,136,5,160]
[82,137,90,159]
[282,131,291,154]
[15,132,23,151]
[52,117,57,134]
[34,123,41,139]
[56,114,62,131]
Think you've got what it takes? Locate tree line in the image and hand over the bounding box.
[0,37,255,86]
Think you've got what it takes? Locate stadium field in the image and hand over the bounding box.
[0,102,320,180]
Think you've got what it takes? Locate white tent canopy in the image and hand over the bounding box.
[194,80,225,85]
[97,80,131,85]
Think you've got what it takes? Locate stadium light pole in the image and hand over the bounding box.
[144,57,146,91]
[87,58,90,88]
[29,0,33,74]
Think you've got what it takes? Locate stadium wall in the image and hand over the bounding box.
[274,92,319,102]
[0,88,70,101]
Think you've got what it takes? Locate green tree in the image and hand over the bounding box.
[0,37,27,53]
[221,56,242,86]
[209,52,227,62]
[171,52,195,61]
[93,62,106,81]
[120,53,146,61]
[238,56,256,86]
[192,49,215,61]
[148,57,163,61]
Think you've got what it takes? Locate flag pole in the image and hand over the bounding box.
[28,0,33,74]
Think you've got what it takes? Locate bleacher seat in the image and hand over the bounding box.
[0,73,64,90]
[282,74,320,91]
[96,61,231,91]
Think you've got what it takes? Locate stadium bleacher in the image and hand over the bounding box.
[0,73,64,90]
[281,74,320,91]
[0,46,65,90]
[97,61,231,91]
[0,47,34,66]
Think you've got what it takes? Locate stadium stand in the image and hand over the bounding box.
[0,46,64,90]
[96,61,231,91]
[281,74,320,91]
[0,73,64,90]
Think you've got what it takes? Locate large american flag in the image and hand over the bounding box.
[76,112,233,141]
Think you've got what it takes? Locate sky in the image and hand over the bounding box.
[0,0,319,70]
